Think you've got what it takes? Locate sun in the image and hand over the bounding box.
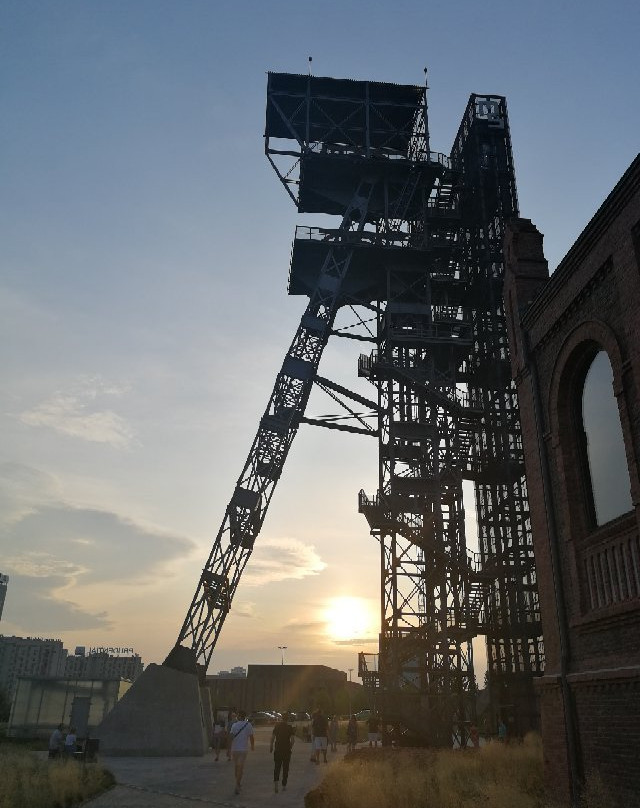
[324,597,376,642]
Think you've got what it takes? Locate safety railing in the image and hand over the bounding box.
[583,528,640,611]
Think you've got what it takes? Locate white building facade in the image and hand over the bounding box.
[0,636,67,696]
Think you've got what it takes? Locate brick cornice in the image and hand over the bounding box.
[566,665,640,685]
[522,153,640,331]
[529,258,613,355]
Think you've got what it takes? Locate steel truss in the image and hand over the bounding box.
[452,97,544,733]
[172,179,377,669]
[168,74,543,745]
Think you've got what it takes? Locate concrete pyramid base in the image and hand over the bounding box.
[97,663,208,756]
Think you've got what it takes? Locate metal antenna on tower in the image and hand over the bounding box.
[423,67,431,155]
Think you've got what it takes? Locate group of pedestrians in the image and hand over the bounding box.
[214,710,295,795]
[214,708,381,796]
[309,709,380,756]
[309,709,351,760]
[47,723,78,759]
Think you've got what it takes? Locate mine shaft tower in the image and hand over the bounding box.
[168,72,543,745]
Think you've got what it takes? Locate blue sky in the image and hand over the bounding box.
[1,0,638,678]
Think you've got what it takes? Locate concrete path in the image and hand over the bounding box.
[82,728,335,808]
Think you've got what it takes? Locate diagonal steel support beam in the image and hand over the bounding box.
[314,375,381,412]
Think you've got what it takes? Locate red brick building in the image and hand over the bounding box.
[504,154,640,807]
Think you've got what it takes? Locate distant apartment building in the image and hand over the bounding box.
[0,636,67,696]
[0,574,8,622]
[4,641,143,740]
[64,648,143,682]
[210,666,247,678]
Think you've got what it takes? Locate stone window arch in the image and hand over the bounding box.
[549,321,633,540]
[549,321,639,612]
[581,350,632,526]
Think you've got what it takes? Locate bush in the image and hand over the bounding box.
[0,748,115,808]
[305,735,558,808]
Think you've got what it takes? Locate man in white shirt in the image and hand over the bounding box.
[229,710,254,794]
[48,723,64,758]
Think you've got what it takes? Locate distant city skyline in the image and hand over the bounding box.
[1,0,638,681]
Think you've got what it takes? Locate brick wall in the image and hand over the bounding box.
[505,154,640,807]
[536,677,571,805]
[572,672,640,807]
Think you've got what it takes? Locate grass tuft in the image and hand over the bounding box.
[578,771,617,808]
[0,748,115,808]
[305,735,564,808]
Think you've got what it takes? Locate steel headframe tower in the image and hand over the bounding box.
[357,93,544,744]
[166,72,543,746]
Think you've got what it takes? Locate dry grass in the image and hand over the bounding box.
[306,733,560,808]
[577,771,617,808]
[0,748,114,808]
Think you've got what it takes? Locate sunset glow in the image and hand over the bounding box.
[324,597,377,643]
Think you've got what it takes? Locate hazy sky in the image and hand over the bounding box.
[1,0,638,680]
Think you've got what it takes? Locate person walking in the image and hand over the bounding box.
[229,711,254,794]
[312,708,329,764]
[212,719,226,761]
[308,712,316,762]
[328,715,339,752]
[226,711,237,761]
[270,712,295,793]
[367,712,381,747]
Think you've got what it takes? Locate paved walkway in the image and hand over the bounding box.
[83,728,334,808]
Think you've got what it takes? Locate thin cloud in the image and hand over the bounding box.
[242,537,326,586]
[284,620,326,633]
[18,376,136,448]
[0,482,197,634]
[2,572,113,633]
[0,462,61,524]
[334,637,378,646]
[2,552,88,580]
[232,602,256,618]
[1,504,195,586]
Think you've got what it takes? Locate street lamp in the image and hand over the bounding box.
[348,668,353,717]
[277,647,288,710]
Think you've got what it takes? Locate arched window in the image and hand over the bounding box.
[582,351,632,525]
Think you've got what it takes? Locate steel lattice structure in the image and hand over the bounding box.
[357,94,544,743]
[166,72,543,744]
